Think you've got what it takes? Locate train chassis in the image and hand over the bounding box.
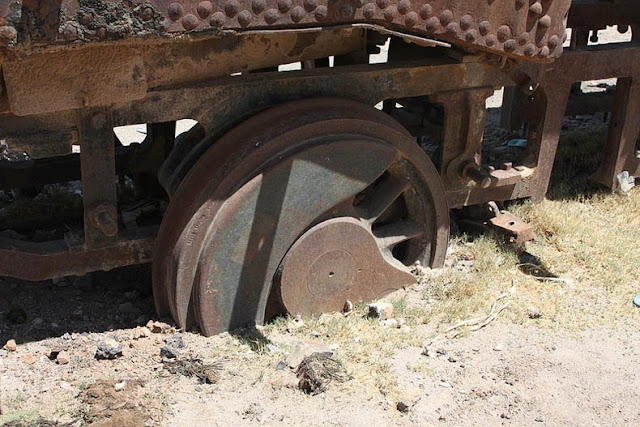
[0,1,638,335]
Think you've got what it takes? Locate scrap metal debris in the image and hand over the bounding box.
[296,352,350,395]
[163,358,223,384]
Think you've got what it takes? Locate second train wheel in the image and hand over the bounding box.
[152,98,449,336]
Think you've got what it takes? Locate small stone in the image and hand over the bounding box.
[439,380,452,388]
[32,317,43,326]
[48,347,63,360]
[146,320,154,329]
[3,339,16,352]
[494,344,503,352]
[528,306,542,319]
[152,321,170,333]
[422,346,436,358]
[368,302,393,320]
[400,325,411,333]
[114,381,126,391]
[397,388,422,412]
[535,416,544,422]
[164,333,185,349]
[160,345,179,359]
[448,355,458,363]
[22,354,36,365]
[95,338,123,360]
[50,323,59,329]
[56,351,70,365]
[0,349,7,357]
[134,326,151,339]
[276,360,287,371]
[353,337,361,343]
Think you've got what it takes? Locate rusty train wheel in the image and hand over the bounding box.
[153,98,449,336]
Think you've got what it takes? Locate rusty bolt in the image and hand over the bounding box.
[264,8,279,24]
[314,5,328,21]
[89,203,118,237]
[140,7,155,21]
[529,2,543,15]
[462,162,491,189]
[96,27,107,39]
[303,0,317,12]
[182,14,199,30]
[252,0,267,14]
[210,11,226,27]
[0,25,17,45]
[63,23,79,41]
[197,1,213,18]
[419,4,432,19]
[167,3,184,21]
[79,12,92,25]
[538,15,551,28]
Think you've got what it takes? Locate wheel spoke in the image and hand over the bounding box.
[358,173,410,223]
[373,220,425,249]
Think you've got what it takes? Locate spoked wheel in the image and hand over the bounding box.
[153,98,449,336]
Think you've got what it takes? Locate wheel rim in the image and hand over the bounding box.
[153,98,449,336]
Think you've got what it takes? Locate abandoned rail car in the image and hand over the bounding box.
[0,0,638,335]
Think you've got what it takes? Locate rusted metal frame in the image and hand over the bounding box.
[592,78,640,189]
[0,227,155,281]
[534,45,640,190]
[78,109,118,248]
[2,29,364,117]
[431,88,495,188]
[0,142,167,191]
[123,59,515,201]
[32,0,571,61]
[567,1,640,30]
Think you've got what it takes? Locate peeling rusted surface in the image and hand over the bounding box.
[2,0,571,60]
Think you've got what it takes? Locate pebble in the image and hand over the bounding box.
[133,326,152,340]
[32,317,43,326]
[22,354,36,365]
[397,388,422,413]
[3,339,16,352]
[422,346,436,358]
[95,338,123,360]
[367,302,394,320]
[448,355,458,363]
[151,321,170,334]
[164,333,185,349]
[160,345,179,359]
[114,381,126,391]
[528,306,542,319]
[400,325,411,333]
[56,351,70,365]
[494,344,503,352]
[439,381,452,388]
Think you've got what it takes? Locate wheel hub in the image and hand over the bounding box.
[278,217,416,315]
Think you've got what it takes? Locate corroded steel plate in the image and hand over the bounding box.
[4,0,571,61]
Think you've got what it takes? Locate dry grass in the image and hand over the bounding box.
[244,124,640,401]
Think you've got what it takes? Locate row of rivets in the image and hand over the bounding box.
[161,0,561,58]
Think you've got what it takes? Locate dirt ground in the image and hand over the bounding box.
[2,26,639,427]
